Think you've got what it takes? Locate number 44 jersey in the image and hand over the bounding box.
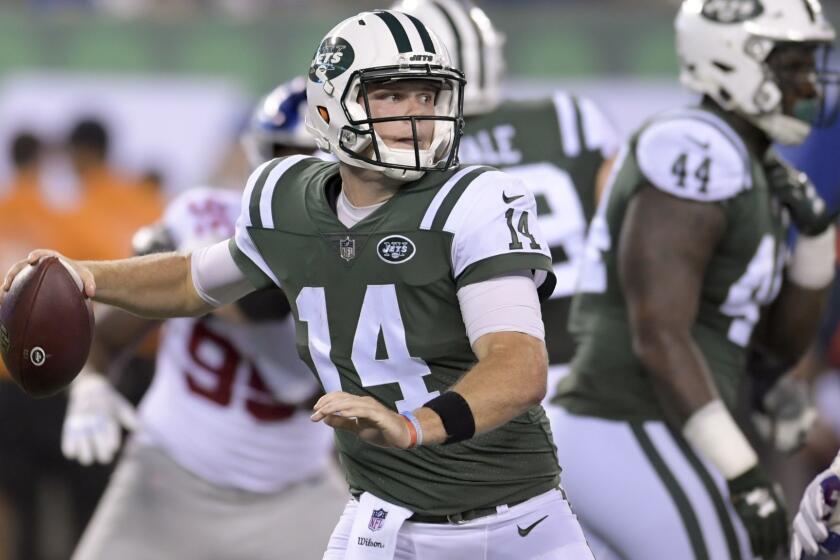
[230,155,559,516]
[554,106,789,421]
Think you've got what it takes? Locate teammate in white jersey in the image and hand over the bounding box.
[66,80,347,560]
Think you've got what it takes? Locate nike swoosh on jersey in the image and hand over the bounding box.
[517,515,549,537]
[503,192,525,204]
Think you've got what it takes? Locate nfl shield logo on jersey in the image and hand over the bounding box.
[368,508,388,532]
[339,236,356,262]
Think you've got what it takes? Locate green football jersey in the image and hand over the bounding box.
[553,106,788,421]
[461,93,618,364]
[229,155,560,515]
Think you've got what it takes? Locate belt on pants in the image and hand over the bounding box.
[350,492,531,525]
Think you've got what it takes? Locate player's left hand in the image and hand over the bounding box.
[311,391,411,449]
[752,375,817,453]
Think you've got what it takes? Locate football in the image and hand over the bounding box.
[0,257,94,398]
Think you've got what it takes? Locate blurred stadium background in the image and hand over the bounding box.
[2,1,840,559]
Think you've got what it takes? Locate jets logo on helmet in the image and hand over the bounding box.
[305,10,466,182]
[309,37,355,82]
[701,0,763,24]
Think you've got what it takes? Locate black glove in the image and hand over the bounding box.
[728,466,789,559]
[764,150,838,236]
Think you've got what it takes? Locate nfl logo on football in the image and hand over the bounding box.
[368,508,388,532]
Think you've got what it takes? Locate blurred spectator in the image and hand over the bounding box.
[60,117,164,261]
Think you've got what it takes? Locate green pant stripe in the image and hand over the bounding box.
[429,167,490,231]
[667,425,742,560]
[631,422,709,560]
[248,159,282,229]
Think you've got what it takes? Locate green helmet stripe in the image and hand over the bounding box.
[374,11,413,53]
[459,0,485,90]
[404,13,437,53]
[431,1,464,73]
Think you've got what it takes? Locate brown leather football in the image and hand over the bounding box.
[0,257,94,397]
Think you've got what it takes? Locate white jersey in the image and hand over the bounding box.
[135,187,333,493]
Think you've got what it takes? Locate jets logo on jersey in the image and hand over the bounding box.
[377,235,415,264]
[309,37,355,82]
[701,0,763,23]
[339,236,356,262]
[368,508,388,532]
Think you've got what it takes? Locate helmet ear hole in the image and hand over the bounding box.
[317,106,330,124]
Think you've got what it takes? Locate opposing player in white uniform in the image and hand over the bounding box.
[792,451,840,559]
[66,80,346,560]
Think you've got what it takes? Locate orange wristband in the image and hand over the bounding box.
[401,413,419,448]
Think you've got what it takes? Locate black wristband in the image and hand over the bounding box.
[424,391,475,444]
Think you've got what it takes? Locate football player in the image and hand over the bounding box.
[67,80,346,560]
[3,11,593,560]
[390,0,619,403]
[549,1,839,559]
[791,450,840,559]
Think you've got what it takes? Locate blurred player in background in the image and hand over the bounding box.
[791,450,840,558]
[67,80,346,560]
[550,1,839,559]
[392,0,619,403]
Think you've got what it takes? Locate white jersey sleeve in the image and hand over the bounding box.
[230,156,309,290]
[437,169,555,297]
[161,187,241,252]
[578,95,620,159]
[636,115,751,202]
[552,92,620,159]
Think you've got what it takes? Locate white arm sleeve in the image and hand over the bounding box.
[456,274,545,346]
[190,240,256,307]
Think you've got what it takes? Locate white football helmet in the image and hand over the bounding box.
[305,10,465,182]
[677,0,838,145]
[241,76,316,168]
[390,0,505,117]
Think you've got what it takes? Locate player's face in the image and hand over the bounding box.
[767,43,820,116]
[362,80,439,150]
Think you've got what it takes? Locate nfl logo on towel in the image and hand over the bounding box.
[368,508,388,532]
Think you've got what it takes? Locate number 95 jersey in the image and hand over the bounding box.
[554,106,789,421]
[230,155,558,516]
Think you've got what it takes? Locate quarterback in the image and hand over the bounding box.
[551,1,838,559]
[3,11,592,560]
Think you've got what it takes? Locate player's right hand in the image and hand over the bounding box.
[727,465,788,559]
[790,462,840,559]
[62,371,138,465]
[1,249,96,302]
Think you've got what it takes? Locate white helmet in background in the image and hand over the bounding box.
[305,10,465,182]
[391,0,505,117]
[676,0,838,145]
[241,76,316,168]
